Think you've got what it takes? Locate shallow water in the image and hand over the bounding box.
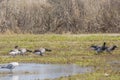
[0,63,93,80]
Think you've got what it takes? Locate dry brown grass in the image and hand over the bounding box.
[0,0,120,34]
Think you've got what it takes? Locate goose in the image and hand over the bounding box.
[101,42,107,51]
[19,48,32,55]
[33,48,52,56]
[106,45,117,54]
[9,46,21,57]
[1,62,19,73]
[91,42,107,54]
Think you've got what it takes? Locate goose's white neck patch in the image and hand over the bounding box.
[40,48,46,53]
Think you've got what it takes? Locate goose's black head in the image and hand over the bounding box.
[45,48,52,52]
[113,45,117,48]
[103,42,106,45]
[14,46,19,49]
[111,45,117,50]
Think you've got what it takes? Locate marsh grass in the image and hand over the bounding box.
[0,34,120,80]
[0,34,119,64]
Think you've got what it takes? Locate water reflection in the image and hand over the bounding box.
[0,75,19,80]
[11,75,19,80]
[0,63,93,80]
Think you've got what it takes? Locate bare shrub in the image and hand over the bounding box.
[96,0,120,33]
[0,0,119,34]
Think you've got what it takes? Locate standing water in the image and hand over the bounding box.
[0,63,93,80]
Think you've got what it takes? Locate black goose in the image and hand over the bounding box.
[106,45,117,54]
[9,46,21,57]
[19,48,32,55]
[33,48,51,56]
[91,42,107,54]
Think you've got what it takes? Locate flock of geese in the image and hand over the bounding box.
[0,42,117,73]
[9,46,52,57]
[90,42,117,54]
[8,42,117,57]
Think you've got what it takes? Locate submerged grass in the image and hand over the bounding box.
[0,34,120,80]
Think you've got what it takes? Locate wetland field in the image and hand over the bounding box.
[0,34,120,80]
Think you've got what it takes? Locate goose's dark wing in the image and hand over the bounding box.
[6,64,15,69]
[34,49,41,52]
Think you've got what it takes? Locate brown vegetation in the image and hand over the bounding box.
[0,0,120,34]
